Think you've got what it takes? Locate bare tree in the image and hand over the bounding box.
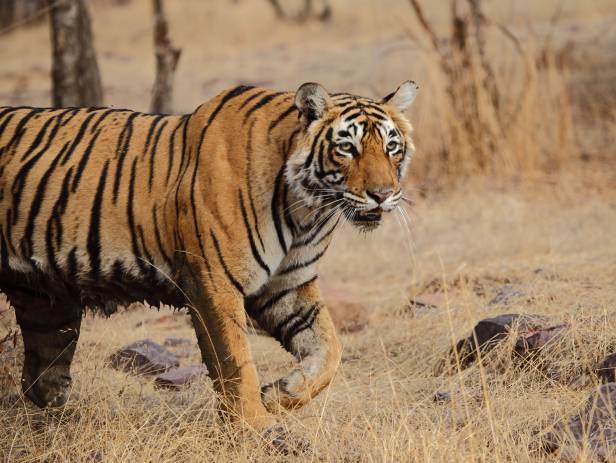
[49,0,103,107]
[150,0,181,114]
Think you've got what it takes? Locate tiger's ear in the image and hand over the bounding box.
[381,81,419,112]
[295,82,331,125]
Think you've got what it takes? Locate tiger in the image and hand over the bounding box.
[0,81,417,440]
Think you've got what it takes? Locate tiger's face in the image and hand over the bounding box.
[287,81,418,230]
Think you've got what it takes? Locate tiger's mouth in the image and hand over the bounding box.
[349,207,383,230]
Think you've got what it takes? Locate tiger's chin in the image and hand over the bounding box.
[348,208,383,231]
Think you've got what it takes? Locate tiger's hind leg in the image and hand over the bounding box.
[248,278,342,412]
[6,287,82,408]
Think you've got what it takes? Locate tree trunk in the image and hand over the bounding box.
[49,0,103,107]
[150,0,180,114]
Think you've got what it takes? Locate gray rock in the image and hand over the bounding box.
[453,313,549,368]
[542,383,616,461]
[109,339,179,375]
[514,324,568,357]
[154,364,208,389]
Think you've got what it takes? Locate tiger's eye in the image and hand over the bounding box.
[387,141,399,152]
[338,142,354,153]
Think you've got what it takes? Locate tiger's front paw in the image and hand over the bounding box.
[261,372,312,412]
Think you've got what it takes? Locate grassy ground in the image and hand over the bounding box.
[1,0,616,461]
[1,183,615,461]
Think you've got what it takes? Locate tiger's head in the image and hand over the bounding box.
[287,81,418,231]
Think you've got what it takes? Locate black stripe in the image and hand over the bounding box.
[71,128,103,192]
[59,111,99,165]
[210,230,245,296]
[20,139,69,258]
[90,108,121,133]
[0,232,8,270]
[151,207,173,268]
[210,85,256,124]
[278,244,330,275]
[18,114,55,161]
[3,108,45,155]
[282,304,320,347]
[271,167,288,254]
[142,114,165,159]
[165,116,185,185]
[112,112,140,203]
[0,113,16,139]
[243,92,285,122]
[244,120,265,252]
[189,124,209,261]
[148,119,169,191]
[239,90,267,110]
[292,213,339,248]
[126,157,147,274]
[282,181,297,237]
[60,108,82,127]
[239,190,270,276]
[303,126,325,168]
[268,105,298,133]
[9,113,70,225]
[252,275,317,315]
[66,247,79,282]
[87,160,110,278]
[45,165,73,274]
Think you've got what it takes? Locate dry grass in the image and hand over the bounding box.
[1,0,616,461]
[1,186,615,461]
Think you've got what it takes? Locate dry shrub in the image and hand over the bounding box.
[404,0,581,187]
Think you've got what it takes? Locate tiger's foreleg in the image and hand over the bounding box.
[250,278,342,412]
[185,268,277,431]
[8,288,82,408]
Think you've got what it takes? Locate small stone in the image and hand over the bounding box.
[154,364,208,389]
[433,391,451,403]
[109,339,179,375]
[596,353,616,383]
[542,383,616,460]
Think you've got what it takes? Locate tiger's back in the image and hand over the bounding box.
[0,106,190,311]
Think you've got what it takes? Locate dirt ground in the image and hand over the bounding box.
[1,0,616,461]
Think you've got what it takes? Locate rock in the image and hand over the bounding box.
[154,364,208,389]
[514,324,568,356]
[542,383,616,461]
[433,391,451,403]
[596,353,616,383]
[321,287,369,333]
[488,284,527,306]
[163,337,192,347]
[444,314,563,370]
[109,339,179,375]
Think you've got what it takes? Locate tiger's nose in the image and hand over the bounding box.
[366,188,394,204]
